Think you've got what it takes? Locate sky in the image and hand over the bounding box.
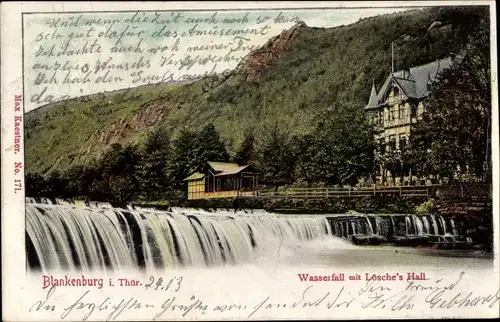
[24,8,411,111]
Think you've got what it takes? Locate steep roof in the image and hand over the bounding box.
[365,57,453,110]
[365,82,379,109]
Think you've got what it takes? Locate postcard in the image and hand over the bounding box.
[1,1,499,320]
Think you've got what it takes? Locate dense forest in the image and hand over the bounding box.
[26,102,374,203]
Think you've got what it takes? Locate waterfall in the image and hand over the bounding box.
[374,217,381,236]
[351,222,357,235]
[411,215,425,236]
[439,216,449,235]
[365,217,374,235]
[405,216,412,235]
[374,216,388,237]
[422,216,431,235]
[450,219,458,236]
[26,204,332,272]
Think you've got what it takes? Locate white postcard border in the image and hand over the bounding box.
[1,1,499,321]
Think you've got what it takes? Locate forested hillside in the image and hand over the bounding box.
[25,6,488,175]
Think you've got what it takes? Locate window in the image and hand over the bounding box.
[410,104,415,118]
[399,134,407,151]
[393,86,399,98]
[411,104,417,118]
[389,135,396,151]
[217,179,221,191]
[379,139,386,154]
[389,106,395,121]
[399,104,407,120]
[378,111,384,126]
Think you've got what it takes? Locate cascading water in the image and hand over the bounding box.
[405,216,412,235]
[439,216,449,235]
[365,217,374,235]
[450,219,458,235]
[351,222,357,235]
[391,217,397,236]
[375,217,388,237]
[410,215,425,236]
[430,214,440,235]
[325,213,462,241]
[26,204,332,272]
[399,214,456,237]
[422,216,431,234]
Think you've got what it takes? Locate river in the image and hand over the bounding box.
[25,202,492,273]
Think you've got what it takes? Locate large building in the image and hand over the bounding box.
[365,57,453,186]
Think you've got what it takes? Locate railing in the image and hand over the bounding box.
[256,183,491,200]
[188,190,257,200]
[435,183,492,200]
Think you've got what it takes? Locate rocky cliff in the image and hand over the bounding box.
[236,21,306,82]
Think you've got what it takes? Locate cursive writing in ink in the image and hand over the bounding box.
[29,286,57,312]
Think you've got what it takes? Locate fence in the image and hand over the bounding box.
[256,183,491,200]
[435,183,492,200]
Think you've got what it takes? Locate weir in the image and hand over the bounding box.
[26,202,331,272]
[325,213,472,248]
[326,213,458,238]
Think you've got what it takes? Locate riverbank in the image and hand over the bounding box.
[133,196,428,214]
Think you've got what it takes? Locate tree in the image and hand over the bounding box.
[97,143,141,203]
[407,19,491,182]
[25,172,47,198]
[313,102,375,186]
[136,127,172,200]
[195,123,230,165]
[165,129,200,192]
[294,134,324,187]
[254,125,297,189]
[165,124,231,196]
[381,151,403,186]
[62,165,85,198]
[235,132,255,166]
[44,170,67,199]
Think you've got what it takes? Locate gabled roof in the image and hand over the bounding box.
[393,77,416,98]
[208,161,250,176]
[183,172,205,181]
[208,161,239,172]
[184,161,254,181]
[365,57,453,110]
